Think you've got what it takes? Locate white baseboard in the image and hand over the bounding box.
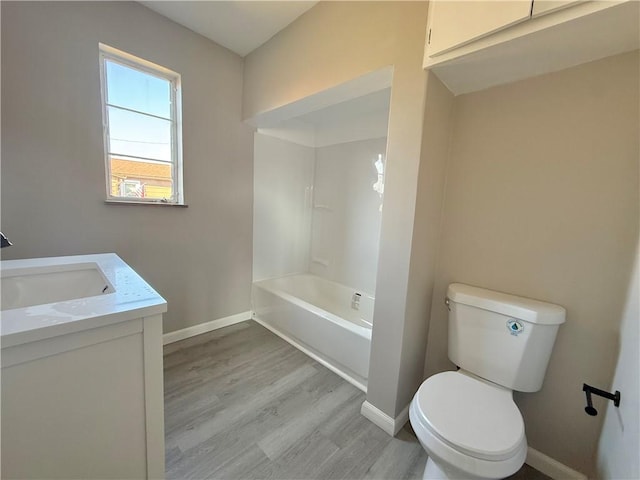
[526,447,587,480]
[162,311,251,345]
[361,400,410,437]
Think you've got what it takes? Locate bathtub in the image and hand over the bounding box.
[251,273,374,391]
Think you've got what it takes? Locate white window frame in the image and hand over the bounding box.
[99,43,184,205]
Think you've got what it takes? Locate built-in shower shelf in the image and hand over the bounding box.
[313,204,333,211]
[311,257,330,267]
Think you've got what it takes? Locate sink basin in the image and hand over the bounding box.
[1,263,114,311]
[1,254,166,349]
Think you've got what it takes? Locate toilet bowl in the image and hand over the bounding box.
[410,371,527,480]
[409,283,565,479]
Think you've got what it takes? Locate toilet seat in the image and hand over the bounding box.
[410,371,527,479]
[412,371,525,461]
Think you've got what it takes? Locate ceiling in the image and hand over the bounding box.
[140,1,318,57]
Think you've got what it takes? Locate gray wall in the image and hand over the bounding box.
[425,51,639,476]
[1,2,254,333]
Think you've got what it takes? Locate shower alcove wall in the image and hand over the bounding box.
[251,76,391,391]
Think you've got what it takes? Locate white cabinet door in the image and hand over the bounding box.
[531,0,582,17]
[427,0,533,57]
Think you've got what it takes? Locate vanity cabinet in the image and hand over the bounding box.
[1,254,167,479]
[423,0,639,95]
[1,317,165,479]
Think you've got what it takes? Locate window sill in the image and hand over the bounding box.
[104,200,188,208]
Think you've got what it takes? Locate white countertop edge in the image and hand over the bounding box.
[1,253,167,348]
[1,303,167,349]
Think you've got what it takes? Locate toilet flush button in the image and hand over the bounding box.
[506,319,524,336]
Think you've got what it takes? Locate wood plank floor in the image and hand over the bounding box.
[164,321,550,480]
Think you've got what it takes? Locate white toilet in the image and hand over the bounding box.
[410,283,566,480]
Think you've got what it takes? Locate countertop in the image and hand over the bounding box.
[1,253,167,348]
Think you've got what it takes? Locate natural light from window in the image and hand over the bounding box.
[100,44,183,204]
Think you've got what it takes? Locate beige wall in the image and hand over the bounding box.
[1,2,254,333]
[401,72,455,414]
[425,51,639,475]
[244,1,434,417]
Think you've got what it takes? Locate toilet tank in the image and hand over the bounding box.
[447,283,566,392]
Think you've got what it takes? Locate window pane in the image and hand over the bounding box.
[108,106,172,161]
[106,60,171,119]
[110,155,174,200]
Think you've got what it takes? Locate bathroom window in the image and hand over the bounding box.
[99,44,183,205]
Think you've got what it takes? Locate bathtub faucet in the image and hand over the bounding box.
[1,232,12,248]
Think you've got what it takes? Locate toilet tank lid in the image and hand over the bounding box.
[448,283,566,325]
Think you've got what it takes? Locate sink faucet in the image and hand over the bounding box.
[1,232,12,248]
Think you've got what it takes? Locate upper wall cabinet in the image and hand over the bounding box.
[427,1,532,57]
[424,0,640,95]
[531,0,581,17]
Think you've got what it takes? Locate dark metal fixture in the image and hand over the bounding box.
[0,232,12,248]
[583,383,621,416]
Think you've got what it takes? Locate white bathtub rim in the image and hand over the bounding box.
[253,281,372,340]
[252,316,367,393]
[254,272,375,325]
[254,272,375,299]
